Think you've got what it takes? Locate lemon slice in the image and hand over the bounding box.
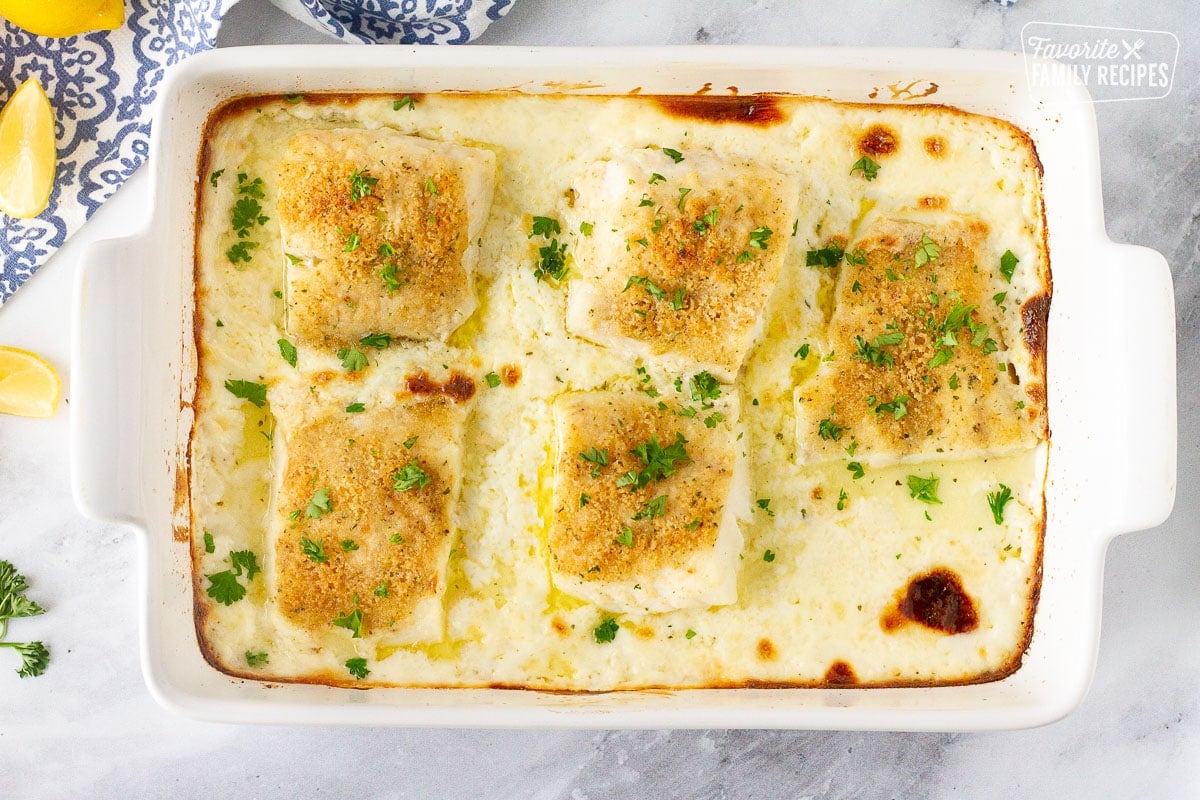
[0,0,124,38]
[0,346,61,418]
[0,78,56,219]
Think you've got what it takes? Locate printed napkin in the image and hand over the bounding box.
[0,0,513,305]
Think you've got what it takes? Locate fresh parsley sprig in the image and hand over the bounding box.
[0,561,49,678]
[204,550,261,606]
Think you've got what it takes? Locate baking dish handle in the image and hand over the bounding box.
[71,236,145,527]
[1101,243,1177,537]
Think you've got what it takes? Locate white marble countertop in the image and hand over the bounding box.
[2,0,1197,796]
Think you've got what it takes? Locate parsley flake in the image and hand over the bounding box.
[988,484,1013,524]
[277,338,298,368]
[907,474,942,505]
[345,657,370,679]
[593,617,620,643]
[305,488,333,519]
[332,608,365,638]
[348,168,378,203]
[224,379,267,408]
[662,147,684,163]
[850,155,880,181]
[391,461,430,492]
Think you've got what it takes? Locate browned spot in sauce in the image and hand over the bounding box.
[867,87,880,99]
[888,80,939,100]
[501,365,522,386]
[811,486,824,500]
[312,370,338,385]
[1022,293,1050,361]
[824,660,858,685]
[858,124,898,157]
[652,94,786,127]
[635,625,655,640]
[405,370,476,402]
[924,136,946,156]
[919,195,947,209]
[756,638,778,661]
[881,567,979,634]
[550,616,569,637]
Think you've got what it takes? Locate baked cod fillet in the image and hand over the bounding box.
[565,147,799,381]
[548,390,748,614]
[794,215,1049,465]
[269,390,470,644]
[276,128,496,348]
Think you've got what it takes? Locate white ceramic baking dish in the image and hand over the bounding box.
[70,46,1176,730]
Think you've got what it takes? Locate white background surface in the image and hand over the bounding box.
[1,0,1197,796]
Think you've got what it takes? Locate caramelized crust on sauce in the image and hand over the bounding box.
[277,128,494,347]
[272,395,468,640]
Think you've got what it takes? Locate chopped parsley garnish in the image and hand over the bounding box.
[836,488,849,511]
[245,651,269,667]
[685,628,697,639]
[579,221,594,236]
[688,372,721,405]
[845,248,868,265]
[230,196,268,235]
[277,338,298,368]
[579,492,591,507]
[203,531,215,554]
[806,244,844,267]
[638,193,655,208]
[648,172,665,184]
[614,526,634,547]
[795,343,811,359]
[392,461,430,492]
[348,168,378,203]
[226,240,258,264]
[756,498,775,517]
[394,95,416,111]
[285,252,303,265]
[389,534,404,544]
[530,216,561,238]
[305,488,333,519]
[593,617,620,644]
[914,234,941,267]
[379,261,404,292]
[907,474,942,505]
[762,550,776,563]
[332,608,365,638]
[485,371,501,388]
[847,461,865,479]
[359,332,391,349]
[403,435,419,449]
[993,291,1008,307]
[345,658,370,680]
[988,484,1013,524]
[340,539,358,552]
[874,394,910,420]
[343,232,361,253]
[677,187,692,211]
[1000,249,1019,283]
[534,238,569,283]
[209,169,224,188]
[374,582,389,598]
[283,94,303,104]
[818,415,846,441]
[579,447,609,477]
[616,432,690,492]
[345,402,365,413]
[633,495,668,520]
[851,331,903,368]
[850,155,880,181]
[337,345,368,372]
[204,549,260,606]
[423,177,439,195]
[748,226,773,250]
[224,379,267,408]
[302,537,331,563]
[662,147,684,163]
[703,411,724,429]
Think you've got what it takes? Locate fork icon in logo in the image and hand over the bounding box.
[1122,38,1146,60]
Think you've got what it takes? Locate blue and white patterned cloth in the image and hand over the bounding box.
[0,0,513,305]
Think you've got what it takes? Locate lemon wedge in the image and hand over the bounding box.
[0,346,62,418]
[0,0,124,38]
[0,78,56,219]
